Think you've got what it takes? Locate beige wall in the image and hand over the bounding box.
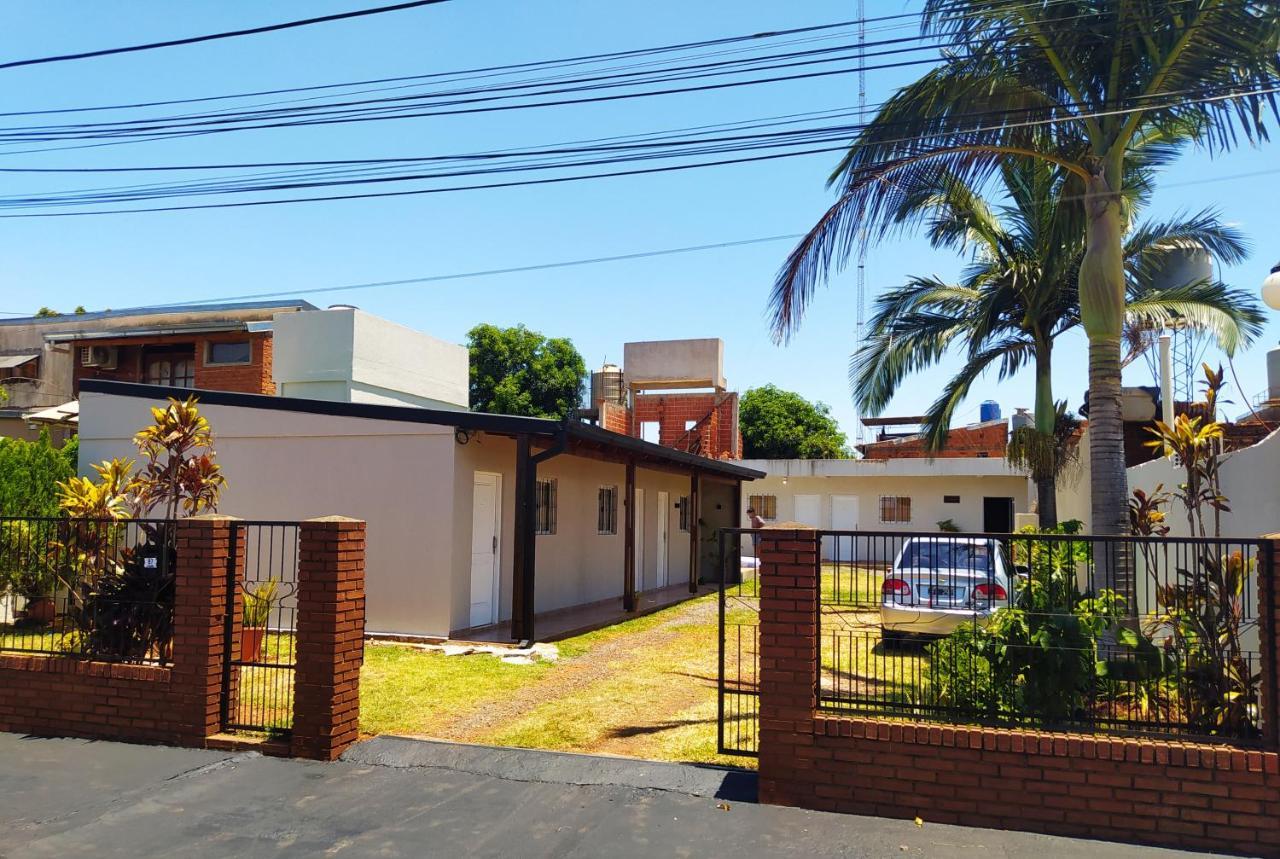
[80,390,704,640]
[740,471,1032,561]
[1059,425,1280,538]
[78,391,459,638]
[453,435,692,628]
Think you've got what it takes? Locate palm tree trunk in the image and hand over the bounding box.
[1031,340,1059,530]
[1079,156,1132,603]
[1036,475,1058,529]
[1079,160,1128,539]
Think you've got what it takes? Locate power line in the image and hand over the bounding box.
[1,81,1273,217]
[0,0,452,71]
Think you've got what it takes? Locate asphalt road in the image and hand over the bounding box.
[0,733,1217,858]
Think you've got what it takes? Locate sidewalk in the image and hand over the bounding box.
[1,732,1216,858]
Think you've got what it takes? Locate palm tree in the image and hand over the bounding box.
[852,157,1263,527]
[769,1,1279,536]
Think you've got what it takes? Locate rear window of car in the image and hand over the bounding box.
[899,541,993,573]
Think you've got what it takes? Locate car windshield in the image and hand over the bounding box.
[898,540,994,574]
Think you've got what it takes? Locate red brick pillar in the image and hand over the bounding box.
[757,525,821,806]
[291,516,366,761]
[171,515,239,745]
[1260,535,1280,750]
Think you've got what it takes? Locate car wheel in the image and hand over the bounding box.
[880,627,904,647]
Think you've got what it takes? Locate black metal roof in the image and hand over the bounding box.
[79,379,763,481]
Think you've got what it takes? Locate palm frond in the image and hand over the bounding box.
[1125,280,1267,357]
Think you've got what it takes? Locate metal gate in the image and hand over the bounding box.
[717,529,759,756]
[221,523,301,735]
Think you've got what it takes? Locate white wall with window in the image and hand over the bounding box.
[739,458,1033,561]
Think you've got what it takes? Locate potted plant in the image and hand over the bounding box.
[241,579,278,661]
[1,520,57,625]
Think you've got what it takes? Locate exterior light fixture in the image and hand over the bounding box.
[1264,262,1280,312]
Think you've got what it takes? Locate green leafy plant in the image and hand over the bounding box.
[936,518,960,533]
[243,579,279,628]
[49,396,225,663]
[739,384,850,459]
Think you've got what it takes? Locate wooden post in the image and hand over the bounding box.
[511,434,536,641]
[624,457,636,612]
[688,471,700,593]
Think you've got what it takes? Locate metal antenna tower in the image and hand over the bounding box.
[853,0,868,448]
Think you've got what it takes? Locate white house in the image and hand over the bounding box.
[77,381,760,642]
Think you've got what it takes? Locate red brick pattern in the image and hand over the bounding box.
[860,422,1006,460]
[291,517,366,761]
[73,331,274,395]
[0,516,367,762]
[632,391,740,459]
[0,517,234,746]
[757,528,1280,856]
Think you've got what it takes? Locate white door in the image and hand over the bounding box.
[634,487,646,591]
[656,490,670,588]
[794,494,822,527]
[469,472,501,627]
[828,495,860,561]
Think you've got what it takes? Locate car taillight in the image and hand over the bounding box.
[972,582,1007,601]
[882,578,911,597]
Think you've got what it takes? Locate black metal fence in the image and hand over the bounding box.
[0,517,177,665]
[717,527,1274,753]
[717,531,760,756]
[223,522,301,735]
[819,530,1269,744]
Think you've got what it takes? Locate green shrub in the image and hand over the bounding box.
[0,430,76,518]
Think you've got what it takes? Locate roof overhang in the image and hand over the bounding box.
[23,399,79,425]
[0,353,39,369]
[78,380,764,482]
[45,321,255,342]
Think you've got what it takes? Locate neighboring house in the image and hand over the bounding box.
[78,380,761,642]
[739,456,1033,561]
[584,338,741,460]
[858,416,1011,460]
[0,300,315,440]
[0,301,472,440]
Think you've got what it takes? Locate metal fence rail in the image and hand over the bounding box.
[222,522,301,735]
[818,530,1268,744]
[717,526,1272,753]
[717,530,759,756]
[0,517,177,665]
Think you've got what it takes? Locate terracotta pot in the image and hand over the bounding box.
[241,625,267,661]
[23,596,56,624]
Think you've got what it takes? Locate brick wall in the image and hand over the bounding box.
[599,400,630,435]
[632,391,740,459]
[860,421,1007,460]
[756,527,1280,856]
[0,516,366,761]
[291,517,366,761]
[72,331,274,395]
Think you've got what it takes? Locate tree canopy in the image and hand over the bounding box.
[467,323,586,419]
[0,430,77,517]
[740,384,850,460]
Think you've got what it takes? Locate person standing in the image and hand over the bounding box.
[746,506,765,555]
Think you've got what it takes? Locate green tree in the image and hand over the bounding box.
[851,157,1262,527]
[34,307,60,318]
[0,429,76,517]
[467,323,586,419]
[769,1,1279,537]
[740,384,850,459]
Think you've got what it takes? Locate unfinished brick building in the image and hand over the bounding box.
[587,338,741,460]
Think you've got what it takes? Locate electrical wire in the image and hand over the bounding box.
[0,0,453,71]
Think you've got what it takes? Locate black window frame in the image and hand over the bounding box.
[205,340,253,366]
[678,495,690,532]
[535,478,557,536]
[879,496,912,524]
[597,485,618,535]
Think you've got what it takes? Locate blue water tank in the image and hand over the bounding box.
[979,400,1001,423]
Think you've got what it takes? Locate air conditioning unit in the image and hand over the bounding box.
[80,345,117,369]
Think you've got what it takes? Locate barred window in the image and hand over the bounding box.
[879,496,912,523]
[597,485,618,535]
[748,494,777,520]
[678,495,691,532]
[535,479,557,535]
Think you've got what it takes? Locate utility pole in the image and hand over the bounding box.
[854,0,868,449]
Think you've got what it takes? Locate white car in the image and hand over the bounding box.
[879,536,1017,639]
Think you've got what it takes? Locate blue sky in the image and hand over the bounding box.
[2,1,1277,443]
